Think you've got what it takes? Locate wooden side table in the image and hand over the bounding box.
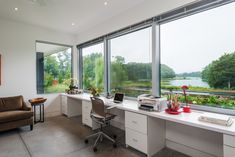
[29,98,47,124]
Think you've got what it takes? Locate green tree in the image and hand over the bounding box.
[161,64,176,78]
[83,53,103,89]
[202,52,235,89]
[94,57,104,89]
[44,55,59,80]
[126,63,151,81]
[57,51,72,83]
[201,64,211,82]
[111,56,128,89]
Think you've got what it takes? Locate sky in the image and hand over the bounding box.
[83,2,235,74]
[161,2,235,73]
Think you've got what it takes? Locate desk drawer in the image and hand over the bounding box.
[82,101,92,112]
[125,111,147,134]
[82,101,92,127]
[126,128,147,154]
[224,145,235,157]
[224,134,235,147]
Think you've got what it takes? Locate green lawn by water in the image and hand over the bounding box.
[44,84,67,93]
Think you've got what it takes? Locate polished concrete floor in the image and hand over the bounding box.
[0,116,189,157]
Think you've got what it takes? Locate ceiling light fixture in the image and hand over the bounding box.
[14,7,18,11]
[104,1,108,6]
[71,23,75,26]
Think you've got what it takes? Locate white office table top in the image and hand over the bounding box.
[62,93,235,136]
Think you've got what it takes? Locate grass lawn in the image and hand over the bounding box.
[44,84,68,93]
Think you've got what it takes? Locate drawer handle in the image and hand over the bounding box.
[132,120,137,124]
[132,138,138,142]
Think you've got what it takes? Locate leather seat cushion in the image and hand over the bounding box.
[0,110,33,123]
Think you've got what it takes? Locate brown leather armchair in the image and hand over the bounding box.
[0,95,34,131]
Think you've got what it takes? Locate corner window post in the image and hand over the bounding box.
[78,47,83,89]
[104,37,110,96]
[152,22,161,97]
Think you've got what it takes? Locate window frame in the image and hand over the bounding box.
[36,40,73,94]
[78,41,106,92]
[107,26,155,98]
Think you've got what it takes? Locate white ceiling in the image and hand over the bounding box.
[0,0,146,34]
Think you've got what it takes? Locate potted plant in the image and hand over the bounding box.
[89,87,102,97]
[181,85,191,113]
[64,78,79,94]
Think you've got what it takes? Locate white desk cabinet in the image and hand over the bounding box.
[125,111,147,134]
[224,134,235,157]
[61,95,68,115]
[125,111,165,157]
[61,95,82,117]
[82,100,98,130]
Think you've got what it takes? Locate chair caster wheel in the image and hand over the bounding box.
[113,135,117,139]
[113,143,117,148]
[84,139,88,144]
[93,147,97,152]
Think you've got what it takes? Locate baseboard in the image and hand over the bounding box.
[166,140,218,157]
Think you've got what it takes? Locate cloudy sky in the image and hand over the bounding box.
[83,2,235,74]
[161,1,235,73]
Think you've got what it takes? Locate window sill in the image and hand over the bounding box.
[190,104,235,116]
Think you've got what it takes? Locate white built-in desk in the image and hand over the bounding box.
[61,93,235,157]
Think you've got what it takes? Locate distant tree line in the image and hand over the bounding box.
[176,71,201,78]
[82,53,176,90]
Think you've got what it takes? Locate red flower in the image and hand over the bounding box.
[181,85,189,90]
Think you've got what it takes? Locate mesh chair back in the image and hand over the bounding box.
[90,97,106,118]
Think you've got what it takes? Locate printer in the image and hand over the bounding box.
[137,94,167,112]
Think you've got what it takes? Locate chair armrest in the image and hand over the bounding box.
[22,102,32,111]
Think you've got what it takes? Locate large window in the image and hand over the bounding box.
[82,43,104,91]
[160,2,235,109]
[36,42,72,94]
[110,27,152,97]
[78,1,235,113]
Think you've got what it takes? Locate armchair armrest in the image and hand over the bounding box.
[22,102,32,111]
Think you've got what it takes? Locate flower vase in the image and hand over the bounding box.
[183,105,191,113]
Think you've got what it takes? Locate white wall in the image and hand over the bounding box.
[0,18,76,117]
[76,0,196,44]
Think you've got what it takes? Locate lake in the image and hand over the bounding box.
[170,77,209,88]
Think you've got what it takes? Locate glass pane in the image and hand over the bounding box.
[110,27,152,97]
[82,43,104,91]
[160,2,235,109]
[36,42,72,94]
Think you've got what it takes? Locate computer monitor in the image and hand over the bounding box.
[113,93,124,103]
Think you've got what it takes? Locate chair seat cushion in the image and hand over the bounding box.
[91,112,116,122]
[105,113,116,120]
[0,110,33,123]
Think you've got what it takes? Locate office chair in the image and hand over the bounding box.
[84,97,117,152]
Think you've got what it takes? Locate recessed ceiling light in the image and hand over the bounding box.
[14,7,18,11]
[104,1,108,6]
[71,23,75,26]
